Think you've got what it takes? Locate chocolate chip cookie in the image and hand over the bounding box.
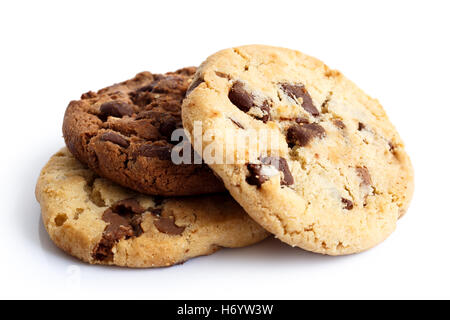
[182,45,414,255]
[63,67,224,196]
[35,148,268,268]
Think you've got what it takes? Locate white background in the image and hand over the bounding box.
[1,0,449,300]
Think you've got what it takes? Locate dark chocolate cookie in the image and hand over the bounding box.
[63,67,224,196]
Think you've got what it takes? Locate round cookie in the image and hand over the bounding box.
[63,67,224,196]
[35,148,269,268]
[182,45,414,255]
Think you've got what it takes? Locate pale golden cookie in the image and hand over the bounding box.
[182,45,414,255]
[35,148,269,267]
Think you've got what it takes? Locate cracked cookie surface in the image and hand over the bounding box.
[35,148,268,268]
[182,45,414,255]
[63,67,224,196]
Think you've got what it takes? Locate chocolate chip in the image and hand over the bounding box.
[246,156,294,187]
[261,157,294,186]
[258,101,272,123]
[246,164,269,187]
[99,101,134,120]
[186,76,204,96]
[103,209,138,238]
[228,81,271,122]
[356,166,372,186]
[111,198,145,215]
[93,209,133,261]
[92,240,114,261]
[229,117,244,129]
[286,123,326,147]
[358,122,366,131]
[279,83,319,116]
[333,120,346,129]
[154,216,185,235]
[100,132,130,148]
[136,83,157,93]
[229,81,254,112]
[81,91,97,99]
[295,117,309,124]
[137,144,172,160]
[158,117,178,139]
[341,198,354,210]
[134,111,180,139]
[93,199,144,261]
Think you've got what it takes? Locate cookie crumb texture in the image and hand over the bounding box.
[63,67,224,196]
[182,45,414,255]
[35,148,268,268]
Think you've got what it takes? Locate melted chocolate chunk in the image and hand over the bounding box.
[341,198,354,210]
[154,216,185,235]
[135,82,157,93]
[137,144,172,160]
[134,111,180,140]
[158,117,178,139]
[93,199,144,261]
[99,101,134,120]
[246,157,294,187]
[100,132,130,148]
[287,123,326,147]
[258,101,272,123]
[246,164,268,187]
[130,72,189,108]
[295,117,309,124]
[356,166,372,186]
[279,83,319,116]
[111,198,145,215]
[261,157,294,186]
[229,81,254,112]
[228,81,271,122]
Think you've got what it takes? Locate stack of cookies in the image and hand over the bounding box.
[36,45,414,267]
